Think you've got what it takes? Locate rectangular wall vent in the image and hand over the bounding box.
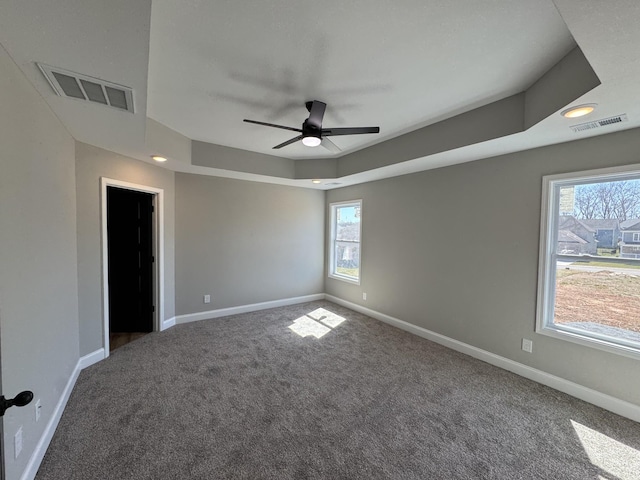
[570,114,628,133]
[37,63,134,113]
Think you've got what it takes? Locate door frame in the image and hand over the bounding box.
[0,329,4,480]
[100,178,165,357]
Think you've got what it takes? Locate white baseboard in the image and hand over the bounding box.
[161,316,176,331]
[175,293,325,324]
[20,363,80,480]
[20,348,105,480]
[325,295,640,423]
[78,348,105,369]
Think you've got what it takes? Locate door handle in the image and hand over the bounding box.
[0,391,34,417]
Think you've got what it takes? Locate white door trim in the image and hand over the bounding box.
[100,178,165,358]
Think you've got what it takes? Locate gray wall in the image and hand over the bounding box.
[0,44,80,480]
[326,127,640,407]
[175,174,324,315]
[75,143,175,356]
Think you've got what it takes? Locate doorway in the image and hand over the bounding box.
[107,187,154,351]
[101,178,165,356]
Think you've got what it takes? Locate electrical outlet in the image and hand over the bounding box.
[362,292,367,300]
[14,427,22,459]
[35,399,42,422]
[203,295,211,304]
[522,338,533,353]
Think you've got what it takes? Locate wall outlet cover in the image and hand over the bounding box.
[204,295,211,304]
[14,426,23,459]
[35,399,42,422]
[522,338,533,353]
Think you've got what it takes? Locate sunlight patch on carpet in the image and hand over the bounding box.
[288,308,346,338]
[307,308,346,328]
[571,420,640,479]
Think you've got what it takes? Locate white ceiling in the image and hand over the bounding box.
[1,0,640,188]
[147,0,573,158]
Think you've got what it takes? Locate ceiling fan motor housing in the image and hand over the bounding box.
[302,119,322,140]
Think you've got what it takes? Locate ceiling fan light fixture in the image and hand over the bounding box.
[561,104,597,119]
[244,100,379,150]
[302,136,321,147]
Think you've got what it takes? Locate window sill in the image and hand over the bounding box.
[537,324,640,361]
[328,273,361,286]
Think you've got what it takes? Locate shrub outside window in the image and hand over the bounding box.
[537,165,640,358]
[329,200,362,284]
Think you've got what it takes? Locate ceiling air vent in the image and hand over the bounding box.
[570,114,627,133]
[37,63,134,113]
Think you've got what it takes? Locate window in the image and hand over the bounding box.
[537,165,640,358]
[329,200,362,284]
[633,233,640,243]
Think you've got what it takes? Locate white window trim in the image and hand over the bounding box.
[633,233,640,242]
[536,164,640,360]
[328,199,362,285]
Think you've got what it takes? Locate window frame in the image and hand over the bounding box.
[633,233,640,243]
[536,164,640,360]
[328,199,362,285]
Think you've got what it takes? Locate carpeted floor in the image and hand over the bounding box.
[36,301,640,479]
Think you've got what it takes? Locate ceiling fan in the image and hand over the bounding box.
[243,100,380,153]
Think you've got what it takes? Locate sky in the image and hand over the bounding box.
[337,205,360,223]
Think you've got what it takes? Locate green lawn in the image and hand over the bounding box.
[336,267,359,278]
[571,260,640,270]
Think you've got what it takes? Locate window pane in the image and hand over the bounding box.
[552,178,640,345]
[335,242,359,278]
[330,201,361,282]
[336,206,360,242]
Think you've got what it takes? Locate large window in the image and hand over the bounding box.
[537,165,640,358]
[329,200,362,284]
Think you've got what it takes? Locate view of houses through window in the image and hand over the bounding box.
[540,171,640,355]
[329,200,361,283]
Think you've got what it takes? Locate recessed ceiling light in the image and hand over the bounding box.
[561,104,597,119]
[302,136,321,147]
[151,155,168,162]
[311,179,322,184]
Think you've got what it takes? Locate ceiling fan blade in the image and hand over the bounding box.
[322,126,380,136]
[273,135,303,149]
[321,137,341,154]
[307,100,327,129]
[244,119,302,133]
